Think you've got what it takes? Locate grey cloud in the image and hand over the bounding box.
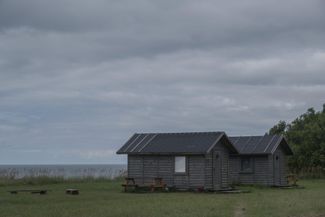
[1,1,325,57]
[0,0,325,163]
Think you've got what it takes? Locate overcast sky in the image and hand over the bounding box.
[0,0,325,164]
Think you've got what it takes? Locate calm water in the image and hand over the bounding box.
[0,164,127,179]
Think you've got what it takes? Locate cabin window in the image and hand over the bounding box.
[175,156,186,173]
[241,157,253,173]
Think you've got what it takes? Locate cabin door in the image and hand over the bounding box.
[274,154,281,186]
[213,151,222,190]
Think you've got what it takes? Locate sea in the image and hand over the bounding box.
[0,164,127,179]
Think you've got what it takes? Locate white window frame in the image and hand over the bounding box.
[174,156,186,173]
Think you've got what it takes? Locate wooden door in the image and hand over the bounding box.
[274,154,281,186]
[213,151,222,190]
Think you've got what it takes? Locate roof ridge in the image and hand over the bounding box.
[229,135,264,138]
[133,131,225,135]
[206,132,225,153]
[117,131,234,155]
[271,135,283,153]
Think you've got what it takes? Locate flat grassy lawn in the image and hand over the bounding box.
[0,180,324,217]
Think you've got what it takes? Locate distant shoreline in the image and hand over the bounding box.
[0,163,127,166]
[0,164,127,179]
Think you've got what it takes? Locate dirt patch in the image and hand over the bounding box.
[234,204,246,217]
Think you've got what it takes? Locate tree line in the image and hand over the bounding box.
[268,104,325,177]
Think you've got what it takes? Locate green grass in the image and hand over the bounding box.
[0,176,123,186]
[0,179,324,217]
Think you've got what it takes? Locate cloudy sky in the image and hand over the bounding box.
[0,0,325,164]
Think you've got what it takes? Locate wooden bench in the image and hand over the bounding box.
[9,189,47,195]
[66,189,79,195]
[122,177,167,192]
[150,177,167,192]
[122,177,138,192]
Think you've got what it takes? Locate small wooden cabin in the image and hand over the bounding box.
[117,132,293,190]
[228,135,293,186]
[116,132,238,190]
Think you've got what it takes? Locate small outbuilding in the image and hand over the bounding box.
[229,135,293,186]
[116,132,293,190]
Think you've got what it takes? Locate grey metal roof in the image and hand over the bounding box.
[229,135,293,155]
[117,132,238,155]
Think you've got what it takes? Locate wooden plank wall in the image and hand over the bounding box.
[127,155,144,185]
[229,155,273,185]
[204,152,213,189]
[228,156,240,184]
[188,156,205,188]
[143,157,158,184]
[204,140,230,190]
[127,144,289,188]
[215,141,230,189]
[254,156,272,185]
[273,145,288,186]
[128,155,206,189]
[127,140,232,190]
[157,156,174,185]
[267,154,274,185]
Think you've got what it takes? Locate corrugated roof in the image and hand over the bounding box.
[117,132,237,154]
[229,135,293,155]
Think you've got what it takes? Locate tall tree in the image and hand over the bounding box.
[268,120,287,135]
[269,105,325,174]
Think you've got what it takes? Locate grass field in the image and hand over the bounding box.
[0,179,324,217]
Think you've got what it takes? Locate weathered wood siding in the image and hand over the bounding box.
[228,156,239,184]
[157,156,174,185]
[229,155,273,185]
[128,155,173,186]
[204,140,230,190]
[273,144,288,186]
[188,156,205,188]
[127,155,206,189]
[204,152,213,189]
[143,157,158,184]
[229,144,290,186]
[127,155,144,184]
[127,139,232,190]
[126,137,291,188]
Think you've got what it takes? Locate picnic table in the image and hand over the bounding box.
[122,177,167,192]
[150,177,167,192]
[66,189,79,195]
[122,177,138,192]
[8,189,47,195]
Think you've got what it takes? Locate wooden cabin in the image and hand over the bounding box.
[116,132,293,190]
[116,132,238,190]
[229,135,293,186]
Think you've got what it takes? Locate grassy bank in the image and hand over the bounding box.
[0,179,324,217]
[0,176,123,186]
